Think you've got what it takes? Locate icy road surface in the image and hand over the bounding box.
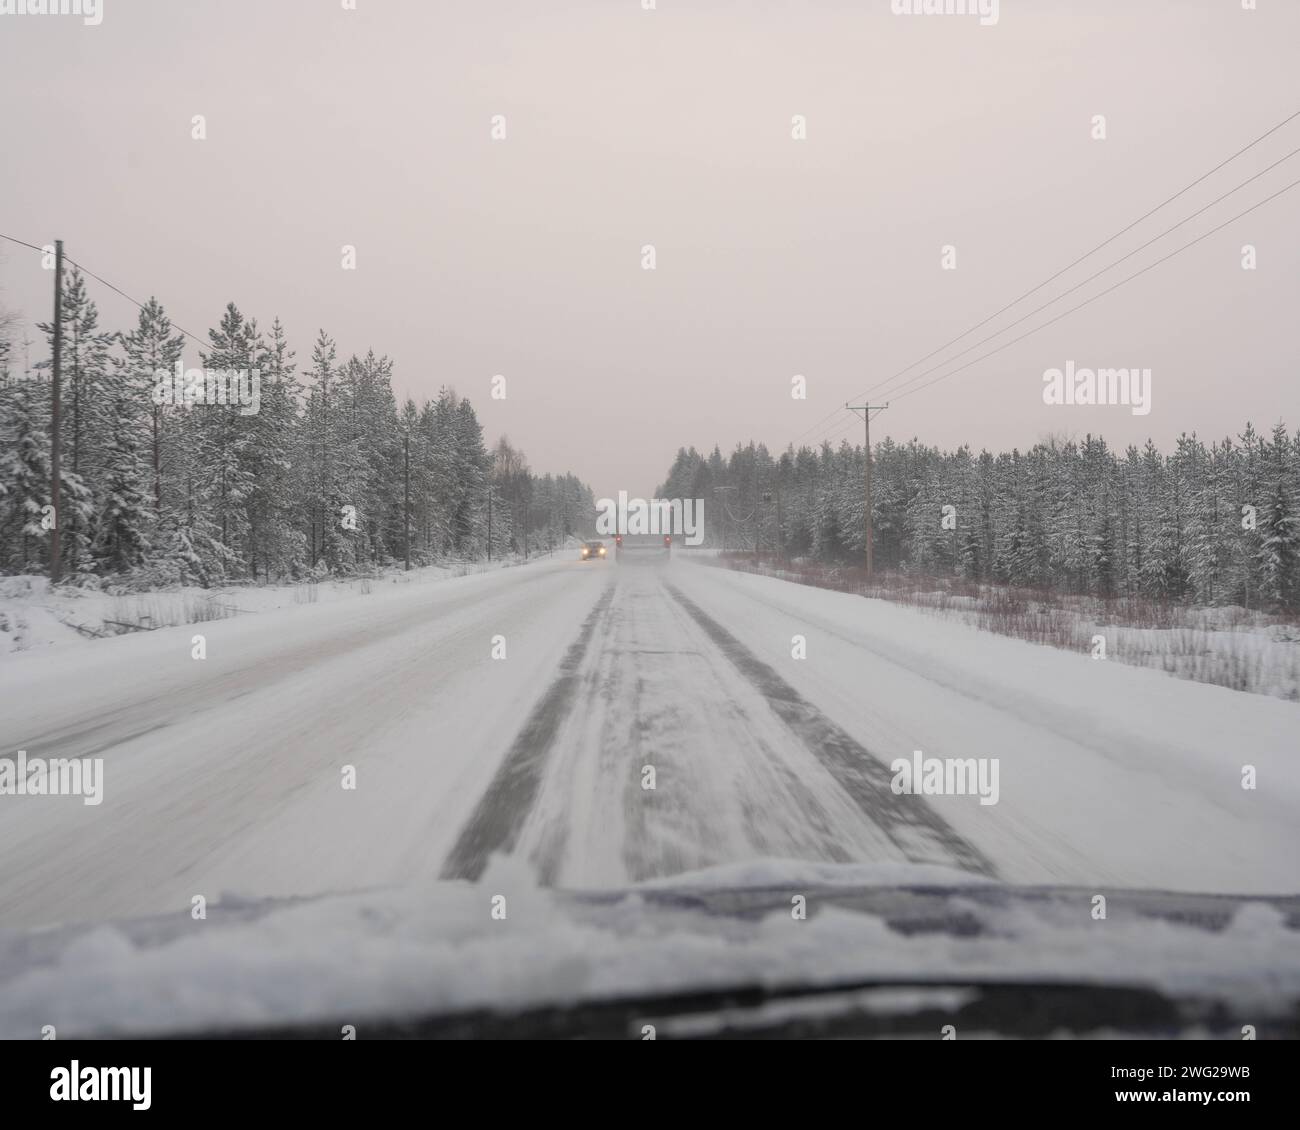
[1,555,1297,930]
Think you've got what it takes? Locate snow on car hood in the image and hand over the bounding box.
[1,858,1297,1038]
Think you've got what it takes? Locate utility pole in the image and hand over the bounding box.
[846,403,888,577]
[50,240,64,585]
[403,432,411,571]
[716,485,735,553]
[775,486,783,560]
[486,483,493,562]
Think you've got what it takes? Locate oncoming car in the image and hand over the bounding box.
[580,540,607,561]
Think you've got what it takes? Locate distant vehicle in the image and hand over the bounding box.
[580,540,607,561]
[614,533,672,565]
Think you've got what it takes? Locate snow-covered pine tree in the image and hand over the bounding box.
[453,395,491,557]
[120,297,185,515]
[0,380,51,572]
[0,379,92,576]
[243,318,305,580]
[36,269,113,571]
[1257,478,1298,612]
[93,356,153,574]
[196,302,263,577]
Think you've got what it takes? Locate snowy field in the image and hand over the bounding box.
[710,557,1300,702]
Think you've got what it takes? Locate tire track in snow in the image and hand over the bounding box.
[523,567,901,887]
[439,584,616,881]
[665,583,998,879]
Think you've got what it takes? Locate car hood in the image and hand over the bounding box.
[1,860,1297,1039]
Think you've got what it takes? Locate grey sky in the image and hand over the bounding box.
[2,0,1298,499]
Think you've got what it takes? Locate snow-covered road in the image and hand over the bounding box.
[2,555,1296,930]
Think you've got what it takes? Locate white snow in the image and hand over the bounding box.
[0,857,1295,1039]
[0,556,545,660]
[0,554,602,927]
[1,549,1296,1026]
[711,558,1300,702]
[666,560,1300,894]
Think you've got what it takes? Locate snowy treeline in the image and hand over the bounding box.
[0,275,594,586]
[658,426,1300,612]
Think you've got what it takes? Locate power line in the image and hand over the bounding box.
[868,143,1300,405]
[0,232,207,348]
[805,170,1300,449]
[714,484,756,526]
[784,106,1300,450]
[855,108,1300,402]
[0,233,47,255]
[814,415,863,450]
[887,174,1300,405]
[67,260,207,348]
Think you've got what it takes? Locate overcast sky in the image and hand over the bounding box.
[2,0,1298,499]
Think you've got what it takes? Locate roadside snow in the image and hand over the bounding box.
[0,554,554,661]
[670,560,1300,894]
[707,557,1300,702]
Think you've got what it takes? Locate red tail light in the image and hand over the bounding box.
[615,535,622,544]
[664,535,671,546]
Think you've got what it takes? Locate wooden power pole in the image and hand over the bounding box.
[403,432,411,571]
[846,403,888,577]
[50,240,64,584]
